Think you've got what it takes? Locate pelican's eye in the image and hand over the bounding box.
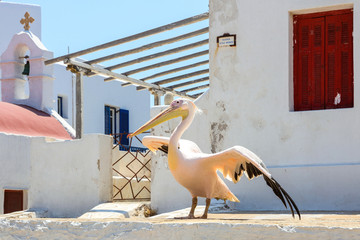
[171,99,183,108]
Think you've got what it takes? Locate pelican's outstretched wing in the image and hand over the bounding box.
[201,146,301,219]
[142,136,202,154]
[141,136,170,153]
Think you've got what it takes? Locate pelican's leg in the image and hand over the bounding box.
[188,197,197,218]
[174,197,197,219]
[200,198,211,219]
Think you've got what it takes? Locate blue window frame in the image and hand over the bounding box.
[119,109,129,145]
[57,96,63,117]
[104,105,116,135]
[105,106,129,145]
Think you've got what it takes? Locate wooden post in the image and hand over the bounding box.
[152,90,164,106]
[75,72,83,139]
[154,92,160,106]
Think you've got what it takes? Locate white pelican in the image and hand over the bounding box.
[128,99,301,219]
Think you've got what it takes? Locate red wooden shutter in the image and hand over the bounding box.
[339,12,353,108]
[294,17,325,110]
[311,18,325,110]
[325,12,353,109]
[294,18,312,111]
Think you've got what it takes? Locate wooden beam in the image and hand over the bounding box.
[122,50,208,76]
[44,12,209,66]
[141,60,209,81]
[167,76,209,89]
[104,50,208,82]
[181,83,209,93]
[137,69,209,90]
[151,69,209,85]
[191,92,206,98]
[64,59,195,100]
[75,72,83,139]
[122,60,208,86]
[102,39,208,73]
[86,27,208,65]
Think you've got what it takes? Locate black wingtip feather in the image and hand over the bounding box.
[246,162,263,180]
[158,145,168,154]
[263,175,301,220]
[272,177,301,220]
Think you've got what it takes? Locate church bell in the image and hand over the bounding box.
[22,60,30,76]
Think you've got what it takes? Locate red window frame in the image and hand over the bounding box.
[293,9,353,111]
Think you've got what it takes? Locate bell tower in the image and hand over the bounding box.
[0,12,54,111]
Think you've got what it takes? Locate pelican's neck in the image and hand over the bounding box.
[168,105,196,170]
[170,112,193,146]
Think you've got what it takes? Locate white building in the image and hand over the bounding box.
[0,1,150,146]
[151,0,360,214]
[0,1,150,216]
[0,26,113,217]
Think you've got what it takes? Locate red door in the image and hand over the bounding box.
[4,190,24,214]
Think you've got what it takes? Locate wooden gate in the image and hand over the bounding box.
[112,133,151,200]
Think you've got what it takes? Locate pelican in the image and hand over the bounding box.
[128,99,301,219]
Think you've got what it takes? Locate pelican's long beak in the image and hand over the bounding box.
[128,105,188,138]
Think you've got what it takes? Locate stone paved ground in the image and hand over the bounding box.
[1,204,360,239]
[2,202,360,229]
[151,211,360,229]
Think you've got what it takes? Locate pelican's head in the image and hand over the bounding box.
[128,98,196,138]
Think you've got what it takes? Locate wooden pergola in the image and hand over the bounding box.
[45,13,209,138]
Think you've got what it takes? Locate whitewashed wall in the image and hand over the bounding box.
[151,0,360,214]
[0,133,113,217]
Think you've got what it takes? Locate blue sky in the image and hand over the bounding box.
[5,0,210,102]
[6,0,209,57]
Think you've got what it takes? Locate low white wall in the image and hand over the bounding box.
[0,133,113,217]
[0,219,359,240]
[0,134,32,214]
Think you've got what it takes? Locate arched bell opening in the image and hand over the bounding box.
[14,44,31,100]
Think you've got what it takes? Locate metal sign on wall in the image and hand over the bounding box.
[217,33,236,47]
